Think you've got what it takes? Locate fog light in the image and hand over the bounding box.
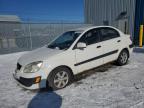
[35,76,41,83]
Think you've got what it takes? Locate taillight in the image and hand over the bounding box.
[130,36,133,41]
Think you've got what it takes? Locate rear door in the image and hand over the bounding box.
[99,27,122,64]
[74,28,104,73]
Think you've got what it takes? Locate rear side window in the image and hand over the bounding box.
[78,29,100,45]
[100,28,120,41]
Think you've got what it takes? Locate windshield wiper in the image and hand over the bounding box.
[47,45,55,49]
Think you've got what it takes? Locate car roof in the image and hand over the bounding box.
[72,26,118,31]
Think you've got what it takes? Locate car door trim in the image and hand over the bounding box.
[74,50,118,66]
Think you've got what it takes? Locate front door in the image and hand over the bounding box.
[74,28,104,73]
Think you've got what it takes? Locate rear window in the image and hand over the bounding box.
[100,28,120,41]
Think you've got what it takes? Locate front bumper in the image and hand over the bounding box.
[13,74,41,87]
[13,69,48,90]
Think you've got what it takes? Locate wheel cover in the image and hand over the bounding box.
[120,52,128,64]
[54,71,69,88]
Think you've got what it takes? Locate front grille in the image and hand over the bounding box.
[17,63,22,70]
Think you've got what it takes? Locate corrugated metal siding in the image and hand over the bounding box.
[84,0,136,36]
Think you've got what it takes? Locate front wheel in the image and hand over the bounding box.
[116,50,129,66]
[47,67,73,90]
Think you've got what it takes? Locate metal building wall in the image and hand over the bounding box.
[84,0,136,36]
[134,0,144,45]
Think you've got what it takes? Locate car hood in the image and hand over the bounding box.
[18,47,63,66]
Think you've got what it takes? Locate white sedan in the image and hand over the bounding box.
[13,26,133,90]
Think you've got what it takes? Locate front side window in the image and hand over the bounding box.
[100,28,120,41]
[78,29,100,45]
[48,31,81,50]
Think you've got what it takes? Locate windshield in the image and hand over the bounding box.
[48,31,81,50]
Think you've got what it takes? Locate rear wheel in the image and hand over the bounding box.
[116,50,129,66]
[47,67,73,90]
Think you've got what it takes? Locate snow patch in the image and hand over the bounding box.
[0,52,144,108]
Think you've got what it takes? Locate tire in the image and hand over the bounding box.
[116,49,129,66]
[47,67,73,90]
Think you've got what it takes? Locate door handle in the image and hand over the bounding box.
[97,46,101,48]
[117,40,121,43]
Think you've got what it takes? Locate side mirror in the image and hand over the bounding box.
[76,42,87,49]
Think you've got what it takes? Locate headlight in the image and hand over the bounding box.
[23,61,43,73]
